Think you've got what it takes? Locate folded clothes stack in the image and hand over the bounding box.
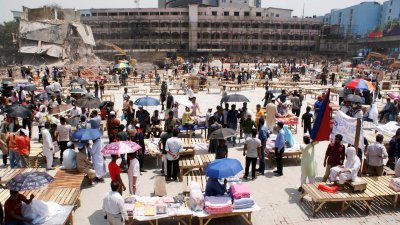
[230,183,254,210]
[389,178,400,192]
[204,196,233,215]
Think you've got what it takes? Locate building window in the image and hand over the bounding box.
[256,12,261,17]
[171,12,179,15]
[234,12,239,16]
[388,16,391,20]
[181,12,189,15]
[244,12,250,16]
[389,9,392,13]
[275,14,279,17]
[212,11,217,16]
[224,11,229,16]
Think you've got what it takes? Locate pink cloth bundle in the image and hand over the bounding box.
[389,178,400,192]
[230,183,251,199]
[204,196,232,215]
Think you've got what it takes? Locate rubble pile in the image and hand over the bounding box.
[18,6,100,66]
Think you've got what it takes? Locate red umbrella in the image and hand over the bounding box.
[90,76,106,81]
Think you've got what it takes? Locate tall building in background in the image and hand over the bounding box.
[322,2,382,38]
[381,0,400,25]
[159,0,260,8]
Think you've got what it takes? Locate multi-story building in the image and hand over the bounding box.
[158,0,260,8]
[381,0,400,25]
[80,4,322,56]
[322,1,382,38]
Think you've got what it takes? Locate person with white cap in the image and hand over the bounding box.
[329,147,361,185]
[76,143,96,185]
[61,142,77,170]
[88,138,106,181]
[69,101,82,127]
[41,122,55,170]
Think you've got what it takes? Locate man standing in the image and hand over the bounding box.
[322,134,346,182]
[223,103,229,127]
[42,122,54,170]
[56,117,71,164]
[16,129,30,168]
[365,134,388,176]
[69,101,82,127]
[136,106,150,135]
[274,122,285,176]
[160,81,168,111]
[159,128,173,174]
[265,98,278,133]
[166,92,174,114]
[290,91,301,117]
[133,125,146,172]
[257,118,268,175]
[227,104,239,146]
[243,129,261,180]
[165,129,183,181]
[7,131,20,169]
[107,111,120,143]
[102,181,128,225]
[89,138,106,181]
[242,114,257,139]
[109,154,126,193]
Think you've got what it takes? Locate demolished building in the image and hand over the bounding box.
[18,6,97,65]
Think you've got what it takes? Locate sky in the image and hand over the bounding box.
[0,0,386,23]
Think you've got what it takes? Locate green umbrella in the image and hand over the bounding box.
[342,77,354,86]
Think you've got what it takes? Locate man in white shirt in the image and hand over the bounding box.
[365,134,388,176]
[41,122,54,170]
[56,117,72,163]
[61,142,77,170]
[103,181,128,225]
[165,129,183,181]
[52,81,61,93]
[243,129,261,180]
[69,102,82,127]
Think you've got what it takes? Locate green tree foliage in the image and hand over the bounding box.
[0,21,18,50]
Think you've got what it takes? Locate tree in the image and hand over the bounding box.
[0,21,18,50]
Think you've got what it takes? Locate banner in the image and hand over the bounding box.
[331,111,364,149]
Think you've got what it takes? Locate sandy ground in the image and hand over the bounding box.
[9,74,400,225]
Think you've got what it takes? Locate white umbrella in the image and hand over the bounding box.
[176,97,193,107]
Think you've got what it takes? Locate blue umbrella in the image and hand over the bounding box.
[205,158,243,179]
[134,96,160,106]
[7,172,54,191]
[72,128,102,141]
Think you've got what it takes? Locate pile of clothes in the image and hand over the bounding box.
[389,178,400,192]
[230,183,254,210]
[204,196,232,214]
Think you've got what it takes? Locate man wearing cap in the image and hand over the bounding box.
[76,143,96,185]
[69,102,82,127]
[62,142,77,170]
[42,122,55,170]
[322,134,346,182]
[107,111,120,143]
[274,122,285,176]
[88,138,106,181]
[265,98,278,133]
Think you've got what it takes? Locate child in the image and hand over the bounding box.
[301,106,313,134]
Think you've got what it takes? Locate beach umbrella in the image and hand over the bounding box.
[99,101,113,109]
[221,94,250,103]
[76,95,101,109]
[345,79,375,91]
[175,97,193,107]
[70,78,88,85]
[205,158,243,179]
[209,128,236,140]
[345,94,362,103]
[101,141,142,156]
[134,96,160,106]
[114,63,129,69]
[72,128,102,141]
[6,172,54,191]
[49,104,74,115]
[4,104,32,118]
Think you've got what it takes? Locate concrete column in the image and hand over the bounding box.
[188,4,198,52]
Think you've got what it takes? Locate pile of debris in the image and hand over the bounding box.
[18,6,99,66]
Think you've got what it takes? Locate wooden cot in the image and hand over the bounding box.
[179,154,215,180]
[182,170,207,194]
[361,176,399,209]
[48,169,85,189]
[301,182,375,217]
[180,138,208,157]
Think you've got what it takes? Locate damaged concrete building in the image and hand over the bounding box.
[18,6,97,64]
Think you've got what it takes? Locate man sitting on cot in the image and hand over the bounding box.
[328,147,361,186]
